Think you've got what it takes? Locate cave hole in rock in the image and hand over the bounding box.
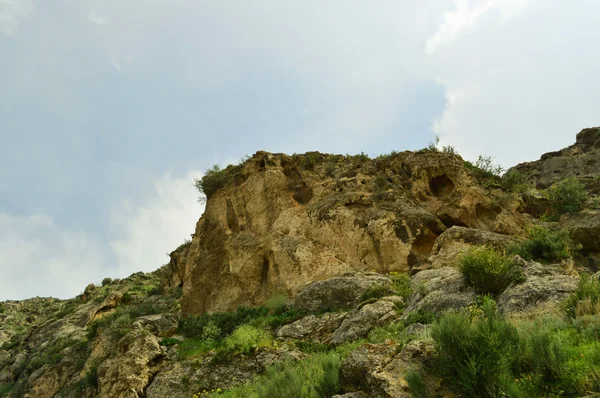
[429,175,456,197]
[293,185,314,204]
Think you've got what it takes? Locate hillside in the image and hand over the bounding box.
[1,128,600,397]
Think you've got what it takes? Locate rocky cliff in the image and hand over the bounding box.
[1,127,600,398]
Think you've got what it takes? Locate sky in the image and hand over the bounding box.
[1,0,600,300]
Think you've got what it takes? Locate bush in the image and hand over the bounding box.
[221,325,271,356]
[545,177,587,215]
[101,277,113,286]
[509,226,580,263]
[431,299,521,397]
[458,247,524,295]
[390,272,413,299]
[194,164,228,198]
[564,275,600,318]
[178,306,269,339]
[405,370,427,398]
[502,170,528,193]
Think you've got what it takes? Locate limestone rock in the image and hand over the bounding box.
[403,267,476,316]
[97,327,166,398]
[509,127,600,191]
[276,312,348,342]
[498,260,579,316]
[173,150,526,314]
[134,314,179,337]
[330,299,400,345]
[560,211,600,251]
[340,340,443,398]
[291,273,393,313]
[428,226,519,269]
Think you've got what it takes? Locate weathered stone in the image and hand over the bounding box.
[428,226,519,269]
[292,274,393,313]
[560,211,600,251]
[174,150,527,314]
[134,314,179,337]
[498,259,579,316]
[330,298,399,345]
[332,393,370,398]
[403,267,475,316]
[97,326,166,398]
[276,312,348,342]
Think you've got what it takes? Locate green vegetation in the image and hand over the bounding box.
[502,170,529,193]
[390,272,412,299]
[405,370,427,398]
[211,352,342,398]
[545,177,587,216]
[28,338,84,372]
[178,306,269,339]
[195,164,228,199]
[431,296,600,397]
[564,275,600,319]
[101,277,113,286]
[0,383,14,397]
[464,155,505,181]
[458,246,525,295]
[509,226,580,263]
[218,325,272,358]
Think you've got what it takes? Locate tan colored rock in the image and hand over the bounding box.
[291,273,393,313]
[276,312,348,342]
[428,226,519,269]
[175,151,526,314]
[97,326,165,398]
[330,298,400,345]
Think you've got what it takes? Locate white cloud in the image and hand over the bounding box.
[0,170,204,301]
[0,0,35,35]
[428,0,600,167]
[109,169,204,278]
[89,9,108,25]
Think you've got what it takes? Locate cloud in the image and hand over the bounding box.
[0,0,35,35]
[89,10,108,25]
[109,169,204,276]
[428,0,600,167]
[0,170,204,301]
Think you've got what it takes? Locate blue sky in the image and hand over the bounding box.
[1,0,600,300]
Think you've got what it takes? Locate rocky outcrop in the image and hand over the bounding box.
[174,150,526,314]
[340,340,446,398]
[509,127,600,191]
[497,258,579,316]
[276,312,348,343]
[428,226,519,269]
[291,273,393,313]
[560,211,600,252]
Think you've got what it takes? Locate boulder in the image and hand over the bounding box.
[560,211,600,251]
[330,298,400,345]
[498,259,579,316]
[291,273,393,313]
[134,314,179,337]
[276,312,348,342]
[403,267,475,316]
[97,326,166,398]
[428,226,519,269]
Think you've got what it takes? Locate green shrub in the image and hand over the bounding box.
[431,299,521,397]
[195,164,228,198]
[101,277,113,286]
[405,370,427,398]
[217,352,342,398]
[0,304,5,314]
[545,177,587,215]
[390,272,413,300]
[564,275,600,318]
[458,247,524,295]
[221,325,271,356]
[294,340,329,354]
[509,226,580,263]
[178,306,269,339]
[403,309,437,327]
[159,337,180,347]
[0,383,14,397]
[177,338,217,359]
[502,170,529,193]
[265,294,288,315]
[360,284,390,302]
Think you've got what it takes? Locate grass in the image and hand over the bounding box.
[0,384,13,397]
[509,226,580,263]
[430,296,600,398]
[458,246,525,295]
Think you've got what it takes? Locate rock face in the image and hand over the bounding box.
[509,127,600,191]
[173,151,527,314]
